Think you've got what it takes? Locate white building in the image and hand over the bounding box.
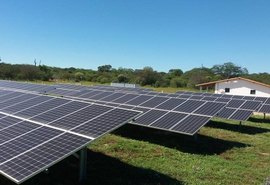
[196,77,270,97]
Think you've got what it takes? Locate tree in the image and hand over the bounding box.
[117,74,129,83]
[74,72,84,82]
[211,62,248,79]
[39,65,53,81]
[18,65,42,80]
[182,67,215,88]
[98,65,112,73]
[135,67,161,86]
[170,77,186,88]
[168,69,183,77]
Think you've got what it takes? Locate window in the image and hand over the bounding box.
[225,88,230,93]
[250,90,256,95]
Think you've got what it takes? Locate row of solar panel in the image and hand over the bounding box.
[0,82,228,135]
[49,89,228,135]
[1,79,269,107]
[0,80,153,96]
[84,86,270,114]
[0,81,266,131]
[66,87,268,117]
[0,80,54,93]
[0,89,140,183]
[64,88,261,114]
[0,90,139,138]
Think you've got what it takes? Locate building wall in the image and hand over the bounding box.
[215,79,270,97]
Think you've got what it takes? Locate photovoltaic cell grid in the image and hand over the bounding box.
[67,86,262,122]
[1,81,228,135]
[0,80,54,93]
[76,86,267,121]
[175,91,264,121]
[2,80,268,122]
[1,81,267,123]
[0,89,141,184]
[55,88,227,135]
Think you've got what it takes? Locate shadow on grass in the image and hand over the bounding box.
[206,120,270,135]
[113,124,249,155]
[248,117,270,124]
[1,150,183,185]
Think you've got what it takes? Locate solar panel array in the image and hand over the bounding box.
[6,80,265,129]
[59,86,263,122]
[56,83,269,121]
[175,91,266,120]
[0,88,140,184]
[0,80,54,93]
[44,87,226,135]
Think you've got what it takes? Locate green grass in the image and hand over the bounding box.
[87,116,270,185]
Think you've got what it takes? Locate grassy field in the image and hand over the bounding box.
[1,116,269,185]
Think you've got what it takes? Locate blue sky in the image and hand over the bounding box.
[0,0,269,73]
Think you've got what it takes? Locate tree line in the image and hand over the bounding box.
[0,62,270,89]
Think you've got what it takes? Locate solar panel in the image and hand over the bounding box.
[0,121,40,143]
[125,95,152,105]
[155,98,186,110]
[99,92,125,102]
[14,98,68,118]
[90,91,112,100]
[174,100,205,113]
[134,110,167,125]
[0,92,141,184]
[139,96,169,108]
[189,95,203,100]
[79,90,102,98]
[1,81,148,183]
[215,98,231,103]
[0,92,24,102]
[3,80,263,132]
[265,98,270,105]
[177,94,192,99]
[0,115,23,129]
[201,96,217,101]
[232,95,245,99]
[0,96,51,114]
[112,94,139,103]
[30,101,89,123]
[48,104,111,129]
[242,96,255,100]
[72,108,140,138]
[0,126,62,164]
[254,97,268,103]
[171,115,211,134]
[229,109,253,121]
[193,102,226,116]
[259,104,270,113]
[240,101,261,110]
[150,112,188,129]
[216,107,237,119]
[226,99,245,108]
[0,133,91,183]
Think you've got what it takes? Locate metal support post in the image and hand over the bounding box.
[264,113,266,120]
[79,147,87,184]
[193,133,198,142]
